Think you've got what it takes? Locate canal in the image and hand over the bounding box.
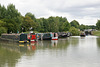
[0,36,100,67]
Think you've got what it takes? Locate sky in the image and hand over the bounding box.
[0,0,100,25]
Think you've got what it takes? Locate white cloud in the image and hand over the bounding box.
[0,0,100,25]
[76,17,98,25]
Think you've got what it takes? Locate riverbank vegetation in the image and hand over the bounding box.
[0,4,98,36]
[92,31,100,36]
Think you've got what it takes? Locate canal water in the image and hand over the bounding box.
[0,36,100,67]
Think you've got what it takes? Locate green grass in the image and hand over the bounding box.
[92,31,100,36]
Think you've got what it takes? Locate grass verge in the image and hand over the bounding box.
[92,31,100,36]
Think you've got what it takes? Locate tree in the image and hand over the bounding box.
[25,12,36,22]
[36,18,47,32]
[0,27,7,35]
[3,19,18,33]
[0,20,7,35]
[89,25,96,29]
[20,16,36,32]
[79,24,86,31]
[0,5,7,19]
[6,4,21,19]
[96,20,100,30]
[0,20,6,27]
[70,20,80,28]
[39,18,49,32]
[36,16,70,32]
[47,16,59,32]
[5,4,22,33]
[69,27,80,36]
[62,21,71,31]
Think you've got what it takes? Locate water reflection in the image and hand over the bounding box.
[0,43,21,67]
[0,37,79,66]
[36,38,71,50]
[0,37,79,53]
[0,36,100,67]
[0,38,72,67]
[96,37,100,48]
[68,36,79,46]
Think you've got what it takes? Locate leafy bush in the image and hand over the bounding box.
[0,27,7,35]
[69,27,80,36]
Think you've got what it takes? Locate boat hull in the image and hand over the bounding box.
[80,35,85,37]
[52,37,58,40]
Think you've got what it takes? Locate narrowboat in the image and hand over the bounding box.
[52,33,58,40]
[58,32,68,38]
[38,33,52,40]
[80,32,86,37]
[19,34,29,43]
[27,33,37,43]
[43,33,52,40]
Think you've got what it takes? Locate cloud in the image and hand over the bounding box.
[75,17,98,25]
[0,0,100,25]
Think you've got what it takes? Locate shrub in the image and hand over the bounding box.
[69,27,80,36]
[0,27,7,36]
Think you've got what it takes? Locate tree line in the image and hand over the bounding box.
[0,4,97,35]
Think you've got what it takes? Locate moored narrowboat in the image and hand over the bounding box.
[52,33,58,40]
[19,34,29,43]
[38,33,52,40]
[80,32,86,37]
[27,33,37,43]
[43,33,52,40]
[58,32,68,38]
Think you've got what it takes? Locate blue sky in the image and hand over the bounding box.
[0,0,100,25]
